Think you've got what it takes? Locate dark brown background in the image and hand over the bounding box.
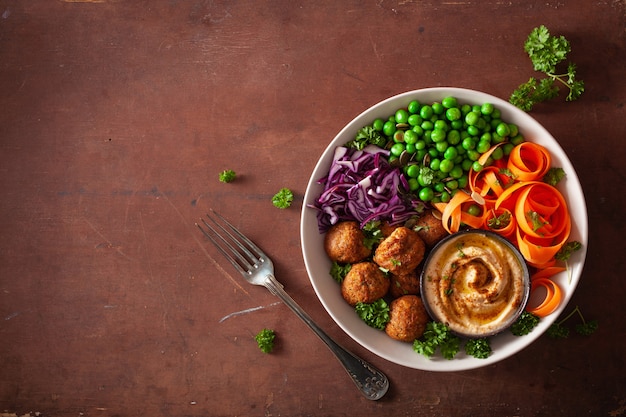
[1,1,624,416]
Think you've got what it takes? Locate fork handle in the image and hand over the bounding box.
[263,273,389,401]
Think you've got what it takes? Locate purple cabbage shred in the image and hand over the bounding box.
[309,145,423,233]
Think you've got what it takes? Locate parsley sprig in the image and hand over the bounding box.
[412,321,461,360]
[254,328,276,353]
[547,305,598,338]
[355,299,390,330]
[510,25,584,111]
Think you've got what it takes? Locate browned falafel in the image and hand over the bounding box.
[389,269,421,298]
[385,295,429,342]
[412,210,448,248]
[341,262,389,306]
[324,221,372,264]
[373,226,426,275]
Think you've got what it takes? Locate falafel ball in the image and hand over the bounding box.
[373,226,425,275]
[412,210,448,248]
[341,262,390,306]
[389,269,421,298]
[324,221,371,264]
[385,295,429,342]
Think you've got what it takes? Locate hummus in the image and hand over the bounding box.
[420,231,529,337]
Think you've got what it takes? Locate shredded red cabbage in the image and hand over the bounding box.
[310,145,423,233]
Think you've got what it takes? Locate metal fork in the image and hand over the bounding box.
[196,210,389,401]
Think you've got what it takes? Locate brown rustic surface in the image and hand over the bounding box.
[1,1,625,416]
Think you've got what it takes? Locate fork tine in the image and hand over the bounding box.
[209,209,265,259]
[196,211,262,275]
[197,217,249,275]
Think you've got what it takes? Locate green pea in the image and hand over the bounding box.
[390,142,405,157]
[420,105,434,119]
[467,125,480,137]
[408,114,422,127]
[445,179,459,190]
[451,120,464,130]
[432,102,444,115]
[415,139,426,150]
[443,146,458,160]
[461,104,472,115]
[502,143,515,156]
[431,128,446,143]
[445,107,462,122]
[434,182,446,192]
[430,158,441,171]
[408,178,419,191]
[450,165,464,179]
[383,120,396,137]
[404,129,418,145]
[439,159,454,173]
[395,109,409,124]
[465,111,480,126]
[372,118,384,131]
[480,103,494,115]
[467,149,480,161]
[434,119,448,131]
[472,161,484,172]
[405,143,417,154]
[467,204,482,216]
[461,159,473,171]
[457,175,469,189]
[406,164,420,178]
[496,122,511,137]
[393,130,404,142]
[511,134,525,145]
[408,100,420,114]
[462,137,476,150]
[476,140,491,154]
[492,132,506,144]
[419,187,435,202]
[435,141,448,153]
[440,191,451,203]
[491,146,504,160]
[412,125,424,137]
[421,120,434,131]
[442,96,458,109]
[447,130,461,145]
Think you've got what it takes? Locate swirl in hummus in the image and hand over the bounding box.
[421,231,529,337]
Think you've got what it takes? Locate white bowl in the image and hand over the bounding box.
[300,87,588,371]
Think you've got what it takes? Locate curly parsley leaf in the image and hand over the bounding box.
[464,338,492,359]
[510,25,584,111]
[555,241,582,261]
[254,328,276,354]
[355,299,390,330]
[487,210,512,231]
[362,220,384,250]
[412,321,460,360]
[219,169,237,183]
[272,188,294,209]
[511,311,540,336]
[329,262,351,284]
[346,125,388,150]
[543,167,566,186]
